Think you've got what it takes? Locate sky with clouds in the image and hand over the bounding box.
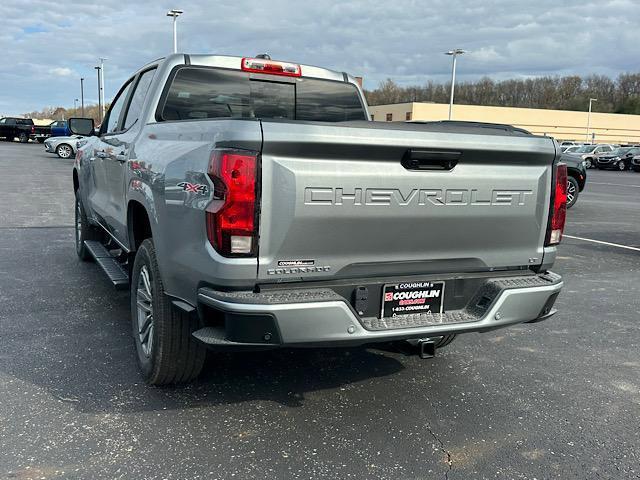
[2,0,639,115]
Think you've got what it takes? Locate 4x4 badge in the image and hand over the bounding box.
[177,182,208,194]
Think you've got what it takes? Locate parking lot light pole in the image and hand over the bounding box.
[167,9,184,53]
[99,58,107,120]
[74,98,78,111]
[95,66,102,123]
[80,78,85,116]
[445,49,465,120]
[587,98,597,142]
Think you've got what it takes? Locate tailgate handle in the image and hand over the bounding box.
[402,150,461,171]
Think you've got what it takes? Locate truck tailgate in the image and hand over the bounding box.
[257,121,556,282]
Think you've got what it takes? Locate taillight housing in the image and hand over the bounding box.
[545,163,567,246]
[206,149,259,256]
[241,57,301,77]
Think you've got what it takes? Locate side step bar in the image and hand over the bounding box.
[84,240,129,290]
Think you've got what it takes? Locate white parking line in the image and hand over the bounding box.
[589,182,640,188]
[564,235,640,252]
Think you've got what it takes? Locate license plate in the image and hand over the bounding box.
[381,281,445,318]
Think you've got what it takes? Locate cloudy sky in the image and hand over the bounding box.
[2,0,638,115]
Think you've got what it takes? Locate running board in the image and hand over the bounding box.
[84,240,129,290]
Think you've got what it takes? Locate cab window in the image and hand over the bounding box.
[102,80,134,135]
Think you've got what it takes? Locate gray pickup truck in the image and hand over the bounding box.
[70,54,566,385]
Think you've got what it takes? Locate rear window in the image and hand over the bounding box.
[159,67,366,122]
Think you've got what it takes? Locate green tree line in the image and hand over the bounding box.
[364,73,640,114]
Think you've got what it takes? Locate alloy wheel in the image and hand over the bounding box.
[75,200,82,247]
[618,161,625,171]
[57,145,72,159]
[136,265,154,357]
[567,180,576,205]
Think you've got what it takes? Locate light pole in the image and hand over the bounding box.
[167,9,184,53]
[445,49,465,120]
[586,98,597,142]
[99,58,107,119]
[95,66,102,123]
[74,98,79,111]
[80,78,85,116]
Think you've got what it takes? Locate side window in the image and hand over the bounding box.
[0,119,5,124]
[123,68,156,130]
[7,118,16,125]
[103,80,134,135]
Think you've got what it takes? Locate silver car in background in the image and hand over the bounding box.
[43,135,84,159]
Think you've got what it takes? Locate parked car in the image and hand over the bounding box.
[632,155,640,172]
[0,117,36,142]
[44,135,84,158]
[50,120,71,137]
[70,53,564,385]
[596,147,640,170]
[567,144,614,168]
[562,145,581,154]
[30,120,72,143]
[559,153,587,208]
[559,141,578,148]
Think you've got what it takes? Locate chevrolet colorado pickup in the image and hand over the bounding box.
[70,54,566,385]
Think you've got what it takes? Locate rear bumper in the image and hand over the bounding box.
[194,272,563,348]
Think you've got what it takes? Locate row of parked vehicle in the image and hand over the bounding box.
[0,117,71,143]
[559,141,640,172]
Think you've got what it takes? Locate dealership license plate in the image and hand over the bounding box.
[381,281,445,318]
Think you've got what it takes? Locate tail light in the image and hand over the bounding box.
[206,149,259,256]
[545,163,567,246]
[241,57,301,77]
[31,126,35,134]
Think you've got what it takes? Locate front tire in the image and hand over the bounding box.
[75,195,101,261]
[617,160,627,171]
[56,143,73,159]
[584,158,593,169]
[131,239,206,385]
[566,176,579,208]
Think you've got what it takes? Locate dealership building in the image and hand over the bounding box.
[369,102,640,144]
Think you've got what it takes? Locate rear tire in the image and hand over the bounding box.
[74,195,101,261]
[37,138,45,144]
[19,133,28,143]
[131,238,206,385]
[434,334,457,349]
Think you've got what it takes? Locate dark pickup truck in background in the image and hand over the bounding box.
[0,117,36,142]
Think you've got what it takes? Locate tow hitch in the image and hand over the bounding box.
[390,338,437,359]
[417,339,436,359]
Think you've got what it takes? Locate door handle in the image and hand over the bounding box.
[95,150,108,158]
[401,150,461,171]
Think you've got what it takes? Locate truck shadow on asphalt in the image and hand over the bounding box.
[1,227,466,415]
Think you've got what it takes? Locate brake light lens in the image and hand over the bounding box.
[241,57,301,77]
[206,149,259,256]
[546,163,567,246]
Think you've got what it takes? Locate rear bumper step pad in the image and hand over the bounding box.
[195,272,563,347]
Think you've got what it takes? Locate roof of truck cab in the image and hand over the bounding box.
[173,53,349,83]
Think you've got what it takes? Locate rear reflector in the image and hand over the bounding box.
[241,57,301,77]
[206,149,259,256]
[546,163,567,246]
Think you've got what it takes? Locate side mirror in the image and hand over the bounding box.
[68,117,95,136]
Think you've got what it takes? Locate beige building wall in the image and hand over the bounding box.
[369,102,640,144]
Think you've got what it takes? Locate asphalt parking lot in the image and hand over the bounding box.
[1,142,639,480]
